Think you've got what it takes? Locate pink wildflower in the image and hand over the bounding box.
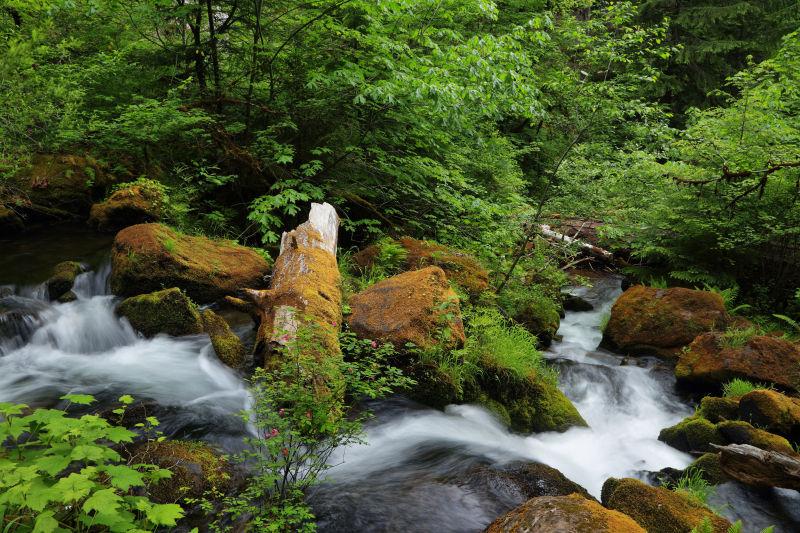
[278,408,285,417]
[371,340,378,349]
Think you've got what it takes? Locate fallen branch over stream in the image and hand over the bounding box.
[712,443,800,490]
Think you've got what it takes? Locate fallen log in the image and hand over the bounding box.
[712,443,800,490]
[540,224,614,261]
[232,202,342,365]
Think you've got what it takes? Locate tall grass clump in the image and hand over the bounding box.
[722,378,772,398]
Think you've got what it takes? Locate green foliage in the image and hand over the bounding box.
[722,378,773,397]
[215,321,411,531]
[718,325,758,349]
[670,466,715,505]
[0,394,183,532]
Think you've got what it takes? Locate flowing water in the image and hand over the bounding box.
[1,227,799,532]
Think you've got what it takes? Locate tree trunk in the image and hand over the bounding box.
[205,0,221,110]
[236,202,342,364]
[190,2,206,94]
[539,224,614,261]
[713,443,800,490]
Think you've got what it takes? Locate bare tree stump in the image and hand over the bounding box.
[713,443,800,490]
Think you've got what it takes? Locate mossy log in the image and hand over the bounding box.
[713,443,800,490]
[235,202,342,365]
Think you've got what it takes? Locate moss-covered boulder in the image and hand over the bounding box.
[89,181,164,231]
[485,493,645,533]
[475,360,587,433]
[201,309,246,369]
[509,295,561,348]
[696,396,740,423]
[495,462,594,500]
[738,389,800,441]
[131,440,234,503]
[117,288,203,337]
[716,420,795,454]
[675,332,800,392]
[348,266,466,350]
[110,223,271,302]
[658,415,725,454]
[45,261,85,301]
[601,477,731,533]
[10,154,108,220]
[602,286,728,358]
[353,237,489,297]
[688,453,729,485]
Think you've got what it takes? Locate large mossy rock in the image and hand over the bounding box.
[601,477,731,533]
[474,361,587,433]
[716,420,795,454]
[131,440,234,503]
[658,415,726,454]
[348,266,466,350]
[89,182,163,231]
[602,286,728,358]
[484,493,644,533]
[9,154,108,220]
[201,309,246,369]
[675,332,800,392]
[353,237,489,297]
[508,295,561,348]
[117,288,203,337]
[469,461,594,501]
[110,223,270,302]
[738,389,800,441]
[696,395,740,423]
[45,261,85,301]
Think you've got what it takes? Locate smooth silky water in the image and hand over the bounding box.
[1,227,799,532]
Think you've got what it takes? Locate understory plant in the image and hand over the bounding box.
[0,394,183,532]
[216,322,412,531]
[670,467,714,505]
[722,378,772,398]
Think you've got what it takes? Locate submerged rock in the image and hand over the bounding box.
[201,309,246,369]
[348,266,466,350]
[110,223,270,302]
[465,462,593,501]
[602,286,728,358]
[117,287,203,337]
[601,477,731,533]
[484,493,644,533]
[675,332,800,392]
[89,182,164,231]
[563,294,594,312]
[45,261,85,301]
[353,237,489,297]
[738,389,800,441]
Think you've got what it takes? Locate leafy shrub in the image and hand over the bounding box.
[722,378,772,398]
[216,321,412,531]
[0,394,184,532]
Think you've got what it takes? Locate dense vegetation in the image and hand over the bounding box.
[2,0,800,530]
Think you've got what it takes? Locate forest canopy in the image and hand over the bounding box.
[1,0,799,311]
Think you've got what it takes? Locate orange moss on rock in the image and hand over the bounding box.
[602,286,728,358]
[717,420,795,454]
[201,309,246,369]
[738,389,800,441]
[89,184,163,231]
[110,223,271,302]
[675,333,800,392]
[347,266,466,350]
[484,493,645,533]
[601,477,731,533]
[353,237,490,297]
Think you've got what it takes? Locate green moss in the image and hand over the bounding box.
[658,415,725,453]
[716,420,794,453]
[476,393,512,427]
[134,440,232,503]
[697,396,740,423]
[201,309,246,369]
[117,287,203,337]
[46,261,84,300]
[501,286,561,347]
[688,453,728,485]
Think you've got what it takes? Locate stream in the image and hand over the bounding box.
[1,226,799,532]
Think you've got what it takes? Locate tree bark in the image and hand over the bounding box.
[539,224,614,261]
[713,443,800,490]
[235,202,342,364]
